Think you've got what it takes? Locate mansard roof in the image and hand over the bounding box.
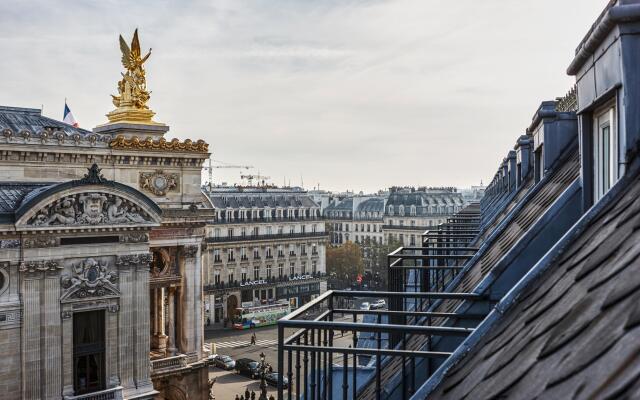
[0,106,96,138]
[386,191,464,208]
[356,198,385,213]
[0,183,52,222]
[426,164,640,400]
[207,193,318,209]
[325,198,353,212]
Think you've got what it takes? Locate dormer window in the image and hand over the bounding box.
[593,103,618,201]
[388,206,394,215]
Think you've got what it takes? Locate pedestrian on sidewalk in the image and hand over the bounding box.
[250,332,256,345]
[206,316,211,327]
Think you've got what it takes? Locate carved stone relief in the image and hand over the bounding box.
[183,245,199,259]
[120,232,149,243]
[0,239,20,249]
[28,193,152,227]
[19,260,63,275]
[23,236,58,248]
[139,170,179,196]
[116,253,153,269]
[60,258,119,300]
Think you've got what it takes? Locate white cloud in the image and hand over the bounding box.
[0,0,606,192]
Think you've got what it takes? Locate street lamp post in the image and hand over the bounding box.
[259,352,268,400]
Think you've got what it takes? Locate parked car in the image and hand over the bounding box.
[360,302,370,310]
[235,358,261,379]
[264,372,289,389]
[370,299,386,310]
[213,354,235,370]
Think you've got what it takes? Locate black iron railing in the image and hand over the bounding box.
[206,231,329,243]
[274,206,486,400]
[276,290,484,400]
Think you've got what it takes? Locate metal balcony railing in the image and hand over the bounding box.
[276,290,484,400]
[206,231,329,243]
[274,207,486,400]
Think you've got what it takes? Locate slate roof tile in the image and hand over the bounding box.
[0,183,51,220]
[427,171,640,400]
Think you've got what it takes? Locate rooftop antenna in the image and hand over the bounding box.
[301,174,304,188]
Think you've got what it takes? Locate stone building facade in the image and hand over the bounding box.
[0,32,212,400]
[325,188,465,248]
[202,187,328,322]
[383,187,465,246]
[325,197,386,246]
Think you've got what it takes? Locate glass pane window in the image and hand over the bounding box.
[593,105,617,201]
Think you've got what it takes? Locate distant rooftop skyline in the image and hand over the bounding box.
[0,0,606,193]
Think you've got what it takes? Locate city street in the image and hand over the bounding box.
[205,297,376,399]
[206,325,279,399]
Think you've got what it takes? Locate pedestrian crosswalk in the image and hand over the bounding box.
[214,339,278,349]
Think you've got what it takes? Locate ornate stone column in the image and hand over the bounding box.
[151,287,158,336]
[106,304,120,388]
[180,245,203,360]
[20,265,42,399]
[167,287,177,356]
[61,309,74,396]
[44,266,62,398]
[116,255,136,392]
[134,253,153,390]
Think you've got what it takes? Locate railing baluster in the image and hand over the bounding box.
[288,344,293,400]
[304,332,308,400]
[310,329,316,400]
[323,327,328,400]
[376,313,382,400]
[316,327,321,400]
[342,353,348,400]
[296,336,301,400]
[402,331,407,400]
[352,313,357,400]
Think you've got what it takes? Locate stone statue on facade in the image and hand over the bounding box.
[45,198,77,225]
[112,29,152,110]
[29,193,151,227]
[61,257,118,300]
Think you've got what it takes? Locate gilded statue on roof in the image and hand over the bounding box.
[112,29,152,109]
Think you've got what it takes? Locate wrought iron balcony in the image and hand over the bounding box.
[276,290,484,400]
[274,209,486,400]
[206,231,329,243]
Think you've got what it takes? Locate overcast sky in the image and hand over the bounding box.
[1,0,606,192]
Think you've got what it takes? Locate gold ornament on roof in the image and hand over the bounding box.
[112,29,152,109]
[109,135,209,153]
[104,29,163,126]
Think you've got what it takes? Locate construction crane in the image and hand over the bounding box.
[240,174,271,186]
[202,158,253,191]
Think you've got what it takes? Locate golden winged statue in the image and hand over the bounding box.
[111,29,152,109]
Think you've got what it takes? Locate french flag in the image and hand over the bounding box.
[63,101,79,127]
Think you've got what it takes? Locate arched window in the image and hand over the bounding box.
[399,205,405,216]
[388,206,394,215]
